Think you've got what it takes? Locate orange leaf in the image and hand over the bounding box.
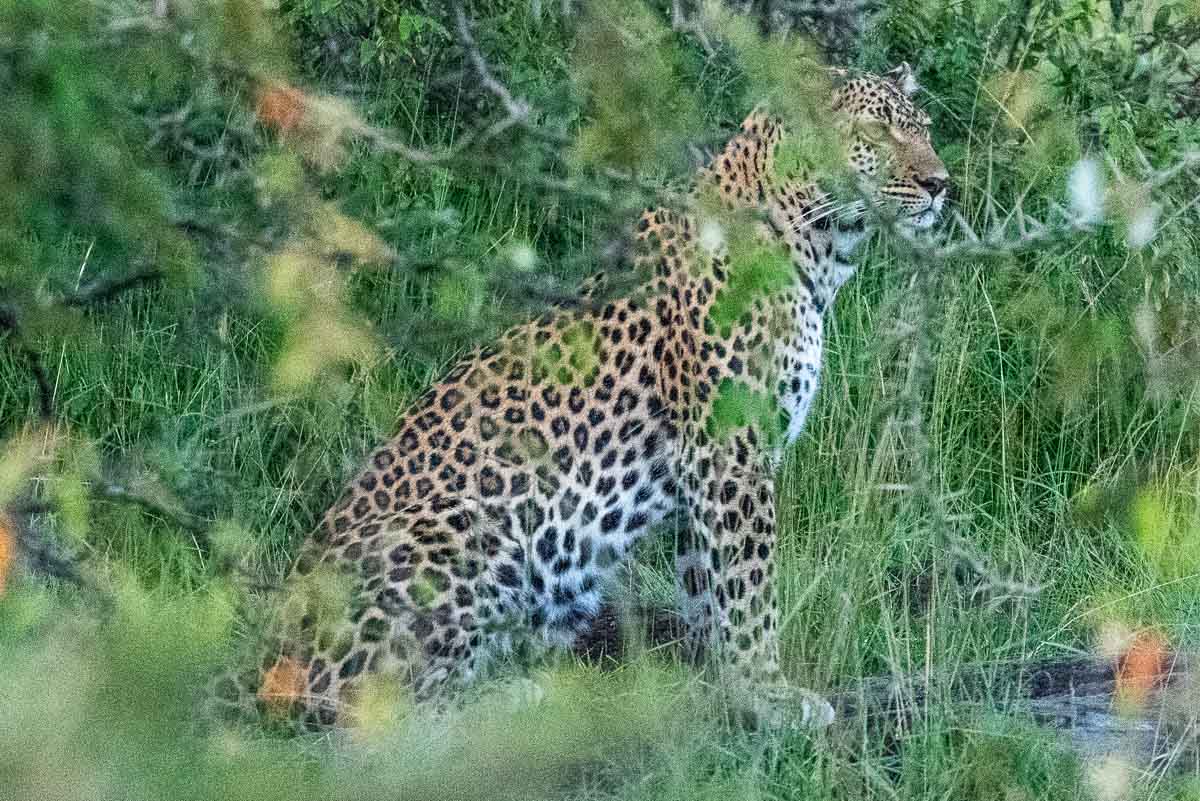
[255,83,307,134]
[1116,630,1168,707]
[257,656,307,715]
[0,515,13,595]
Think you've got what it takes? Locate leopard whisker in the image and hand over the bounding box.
[789,199,858,230]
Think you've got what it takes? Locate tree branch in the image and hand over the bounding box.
[453,5,530,126]
[0,304,55,420]
[58,267,163,307]
[3,507,111,607]
[94,477,208,537]
[339,5,552,166]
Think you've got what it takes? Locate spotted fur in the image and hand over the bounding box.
[220,65,949,732]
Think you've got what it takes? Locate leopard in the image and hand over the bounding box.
[215,62,949,733]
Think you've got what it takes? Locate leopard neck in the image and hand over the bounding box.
[765,180,866,314]
[701,111,868,315]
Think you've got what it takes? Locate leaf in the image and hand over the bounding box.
[311,203,396,266]
[255,83,307,134]
[1153,5,1174,35]
[707,228,792,339]
[272,312,378,392]
[1131,488,1169,567]
[571,0,700,174]
[0,515,14,595]
[1067,158,1105,223]
[986,70,1044,130]
[0,427,59,508]
[1125,202,1160,249]
[1115,630,1168,709]
[433,265,486,321]
[706,378,785,448]
[257,657,306,716]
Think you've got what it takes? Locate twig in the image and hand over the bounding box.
[58,267,163,307]
[106,14,168,35]
[869,149,1200,263]
[0,304,55,420]
[4,507,112,607]
[2,264,165,419]
[94,477,208,537]
[1,469,211,605]
[671,1,716,55]
[848,146,1200,612]
[339,5,551,166]
[453,5,530,126]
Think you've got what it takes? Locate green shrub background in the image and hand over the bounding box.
[2,0,1200,798]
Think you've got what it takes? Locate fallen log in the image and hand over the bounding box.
[574,604,1198,769]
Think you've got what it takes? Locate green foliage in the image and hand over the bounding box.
[572,0,702,175]
[279,0,440,73]
[2,0,1200,797]
[954,718,1087,800]
[1,0,178,294]
[707,378,785,450]
[705,3,833,137]
[1129,473,1200,582]
[707,223,793,339]
[0,577,697,800]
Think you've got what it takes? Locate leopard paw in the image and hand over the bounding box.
[742,684,835,731]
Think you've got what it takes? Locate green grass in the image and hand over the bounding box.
[3,1,1200,799]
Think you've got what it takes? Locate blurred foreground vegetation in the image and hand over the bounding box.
[2,0,1200,798]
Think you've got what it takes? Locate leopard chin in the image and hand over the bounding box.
[907,208,940,229]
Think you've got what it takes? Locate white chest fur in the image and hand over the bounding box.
[772,226,862,452]
[776,286,825,449]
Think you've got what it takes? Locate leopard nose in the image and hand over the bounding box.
[917,176,947,197]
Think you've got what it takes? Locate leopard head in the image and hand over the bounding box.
[832,63,949,230]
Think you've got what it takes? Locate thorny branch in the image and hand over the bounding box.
[99,5,555,169]
[671,1,717,55]
[305,5,707,212]
[2,4,596,598]
[4,466,213,601]
[870,258,1046,607]
[14,1,1200,620]
[58,266,164,307]
[93,477,208,537]
[0,305,55,420]
[453,5,530,126]
[340,4,554,166]
[4,509,103,599]
[1,264,165,421]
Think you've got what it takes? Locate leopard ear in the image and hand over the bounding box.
[885,62,921,97]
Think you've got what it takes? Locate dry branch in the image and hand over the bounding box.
[0,305,55,420]
[58,267,163,307]
[576,603,1197,766]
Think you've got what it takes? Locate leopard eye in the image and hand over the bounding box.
[857,119,889,142]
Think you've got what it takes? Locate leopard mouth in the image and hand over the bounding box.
[904,190,947,230]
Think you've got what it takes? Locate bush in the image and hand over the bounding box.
[2,1,1200,798]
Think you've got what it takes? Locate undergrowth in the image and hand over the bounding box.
[2,0,1199,798]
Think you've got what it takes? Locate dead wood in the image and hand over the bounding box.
[574,604,1198,767]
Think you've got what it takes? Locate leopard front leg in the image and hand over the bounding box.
[675,442,833,729]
